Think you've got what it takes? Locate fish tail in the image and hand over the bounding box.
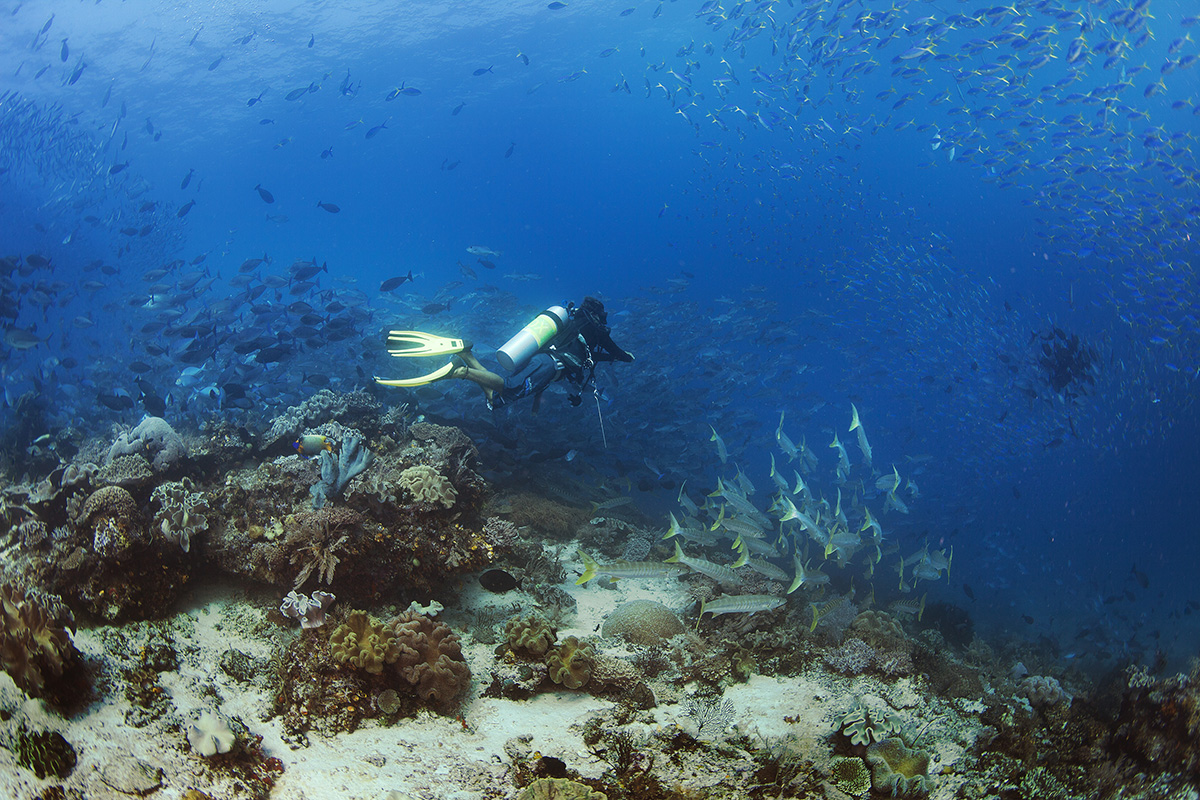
[665,540,684,563]
[576,549,598,585]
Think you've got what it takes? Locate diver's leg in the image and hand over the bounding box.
[448,362,503,398]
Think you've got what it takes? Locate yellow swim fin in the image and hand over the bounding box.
[384,331,468,358]
[375,331,468,387]
[374,361,457,387]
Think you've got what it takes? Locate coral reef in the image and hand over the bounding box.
[397,465,457,508]
[0,583,79,698]
[500,492,589,540]
[97,452,156,486]
[274,606,472,741]
[264,390,383,452]
[1110,662,1200,779]
[601,600,685,646]
[106,416,187,473]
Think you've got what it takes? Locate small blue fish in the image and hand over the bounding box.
[472,66,493,76]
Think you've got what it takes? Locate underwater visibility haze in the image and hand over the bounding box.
[1,0,1199,797]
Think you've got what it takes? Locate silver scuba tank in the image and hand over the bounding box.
[496,305,569,372]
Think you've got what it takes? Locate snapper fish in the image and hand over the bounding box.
[466,245,501,257]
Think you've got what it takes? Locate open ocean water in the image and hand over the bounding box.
[1,0,1199,797]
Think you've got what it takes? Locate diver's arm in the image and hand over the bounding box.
[592,330,634,363]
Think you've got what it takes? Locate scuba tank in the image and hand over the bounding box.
[496,305,570,372]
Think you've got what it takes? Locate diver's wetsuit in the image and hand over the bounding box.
[489,303,633,410]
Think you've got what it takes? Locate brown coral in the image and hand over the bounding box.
[388,611,470,705]
[0,584,77,697]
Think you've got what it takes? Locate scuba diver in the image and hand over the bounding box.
[375,296,634,413]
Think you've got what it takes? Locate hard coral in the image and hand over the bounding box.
[330,611,395,675]
[77,485,138,527]
[601,600,684,647]
[825,638,876,676]
[829,756,871,797]
[388,610,470,705]
[547,636,595,690]
[107,416,187,472]
[0,584,78,697]
[398,465,457,509]
[96,453,155,486]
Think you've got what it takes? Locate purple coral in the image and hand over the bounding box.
[280,590,335,629]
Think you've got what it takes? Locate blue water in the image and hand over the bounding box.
[2,0,1198,673]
